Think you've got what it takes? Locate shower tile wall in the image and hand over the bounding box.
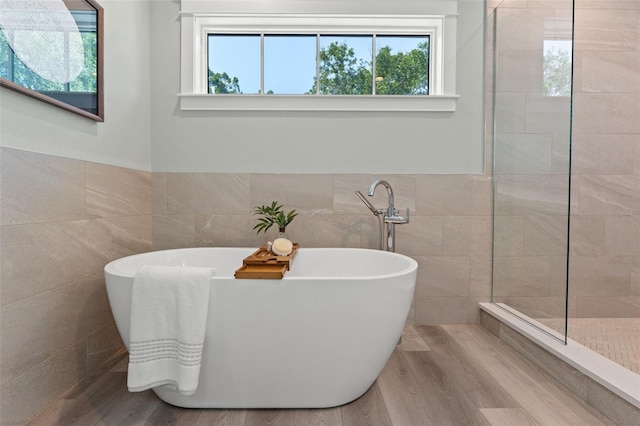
[571,0,640,318]
[0,147,153,425]
[152,172,494,324]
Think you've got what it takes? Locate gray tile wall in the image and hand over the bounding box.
[0,147,153,425]
[152,172,494,325]
[0,148,495,424]
[0,146,495,423]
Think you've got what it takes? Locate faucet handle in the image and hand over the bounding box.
[356,190,381,216]
[385,208,410,224]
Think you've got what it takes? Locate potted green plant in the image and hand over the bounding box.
[252,201,298,237]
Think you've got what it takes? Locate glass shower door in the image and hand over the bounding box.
[490,1,574,343]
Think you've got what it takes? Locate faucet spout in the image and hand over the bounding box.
[368,179,394,215]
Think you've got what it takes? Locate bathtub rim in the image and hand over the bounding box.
[104,246,418,281]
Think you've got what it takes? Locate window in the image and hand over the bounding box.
[207,33,429,96]
[179,13,459,112]
[0,0,103,121]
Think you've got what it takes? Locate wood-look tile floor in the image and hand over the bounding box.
[28,325,614,426]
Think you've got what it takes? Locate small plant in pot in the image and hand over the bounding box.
[252,201,298,238]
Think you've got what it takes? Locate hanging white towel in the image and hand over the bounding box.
[127,265,213,395]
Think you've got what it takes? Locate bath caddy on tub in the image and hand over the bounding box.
[234,243,299,279]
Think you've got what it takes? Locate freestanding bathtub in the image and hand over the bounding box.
[104,247,417,408]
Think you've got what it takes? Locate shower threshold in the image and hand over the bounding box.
[479,303,639,424]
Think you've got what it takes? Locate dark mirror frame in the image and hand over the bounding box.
[0,0,104,122]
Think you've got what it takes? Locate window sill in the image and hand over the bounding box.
[178,94,459,112]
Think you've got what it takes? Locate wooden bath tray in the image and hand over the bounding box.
[234,243,299,279]
[234,264,288,279]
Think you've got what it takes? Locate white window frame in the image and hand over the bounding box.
[179,13,459,112]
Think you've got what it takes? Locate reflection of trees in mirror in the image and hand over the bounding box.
[0,0,103,121]
[0,30,97,93]
[208,40,430,96]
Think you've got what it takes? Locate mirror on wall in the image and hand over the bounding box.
[0,0,103,121]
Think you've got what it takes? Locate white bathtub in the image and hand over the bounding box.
[104,247,417,408]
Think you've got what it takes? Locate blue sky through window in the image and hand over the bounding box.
[208,35,260,93]
[264,35,316,94]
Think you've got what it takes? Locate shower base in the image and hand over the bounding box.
[479,302,640,425]
[537,318,640,375]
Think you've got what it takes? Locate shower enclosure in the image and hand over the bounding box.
[489,0,639,379]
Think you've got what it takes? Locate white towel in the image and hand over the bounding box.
[127,265,213,395]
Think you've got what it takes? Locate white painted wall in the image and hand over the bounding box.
[150,0,486,174]
[0,0,152,171]
[0,0,485,174]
